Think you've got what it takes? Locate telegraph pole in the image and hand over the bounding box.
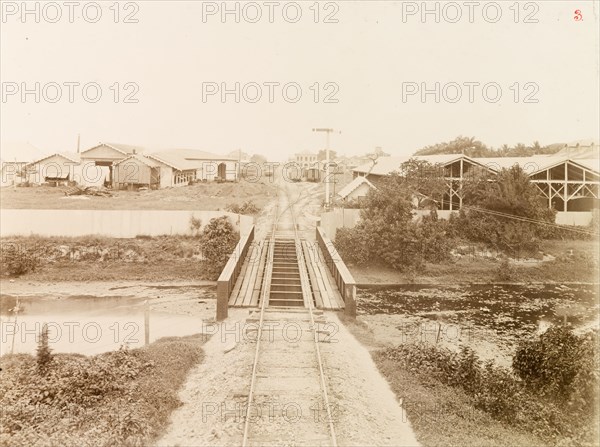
[312,128,337,209]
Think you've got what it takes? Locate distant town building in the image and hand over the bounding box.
[294,150,318,168]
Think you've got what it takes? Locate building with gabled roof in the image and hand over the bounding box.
[23,152,81,186]
[79,142,146,186]
[337,176,376,202]
[352,153,600,216]
[353,154,493,210]
[146,149,238,185]
[112,149,239,189]
[478,156,599,212]
[113,154,163,189]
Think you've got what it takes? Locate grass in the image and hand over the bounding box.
[349,239,599,285]
[0,180,277,211]
[374,357,544,447]
[369,339,599,447]
[1,235,226,281]
[0,334,205,447]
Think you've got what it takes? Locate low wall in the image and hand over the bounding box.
[555,212,593,226]
[0,209,254,238]
[316,227,356,317]
[216,226,255,320]
[320,208,361,240]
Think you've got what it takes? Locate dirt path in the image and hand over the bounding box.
[155,308,419,447]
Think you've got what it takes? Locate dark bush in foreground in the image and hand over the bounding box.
[513,326,599,411]
[377,327,599,445]
[199,216,239,275]
[0,243,38,276]
[0,335,204,447]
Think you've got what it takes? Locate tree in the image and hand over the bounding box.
[335,165,452,271]
[414,137,561,158]
[414,136,492,157]
[459,165,555,254]
[399,159,447,209]
[464,165,554,221]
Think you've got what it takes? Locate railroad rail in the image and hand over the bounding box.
[241,183,338,447]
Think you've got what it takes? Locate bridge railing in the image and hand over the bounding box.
[316,227,357,317]
[216,226,255,320]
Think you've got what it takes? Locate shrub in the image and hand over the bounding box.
[0,336,204,447]
[513,326,599,406]
[227,200,260,215]
[199,216,239,274]
[0,243,38,276]
[378,333,598,444]
[334,224,373,265]
[189,216,202,236]
[36,324,53,375]
[496,257,517,281]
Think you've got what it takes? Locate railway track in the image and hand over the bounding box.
[241,183,338,447]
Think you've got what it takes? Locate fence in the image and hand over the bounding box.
[316,227,357,317]
[0,209,254,238]
[216,226,255,320]
[319,208,361,240]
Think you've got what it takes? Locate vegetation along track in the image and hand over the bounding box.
[241,182,338,447]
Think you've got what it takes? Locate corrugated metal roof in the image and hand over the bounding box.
[352,154,478,176]
[477,157,600,175]
[25,152,80,166]
[353,154,600,177]
[114,154,161,168]
[102,142,146,155]
[146,149,235,171]
[80,142,146,156]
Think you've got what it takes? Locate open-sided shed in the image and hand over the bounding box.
[79,143,145,186]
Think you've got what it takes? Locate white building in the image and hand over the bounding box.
[23,152,81,186]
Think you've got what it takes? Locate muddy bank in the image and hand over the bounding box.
[353,283,599,367]
[348,239,599,286]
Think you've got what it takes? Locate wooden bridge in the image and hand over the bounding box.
[214,185,358,446]
[215,194,357,321]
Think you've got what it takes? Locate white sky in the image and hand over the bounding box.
[1,1,599,160]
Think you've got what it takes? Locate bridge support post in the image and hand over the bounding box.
[216,281,229,321]
[344,284,357,319]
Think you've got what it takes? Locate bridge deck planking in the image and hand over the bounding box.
[301,241,324,308]
[229,243,256,306]
[229,242,266,307]
[250,240,269,306]
[229,238,344,310]
[303,241,330,308]
[241,241,264,307]
[314,255,343,309]
[302,240,344,310]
